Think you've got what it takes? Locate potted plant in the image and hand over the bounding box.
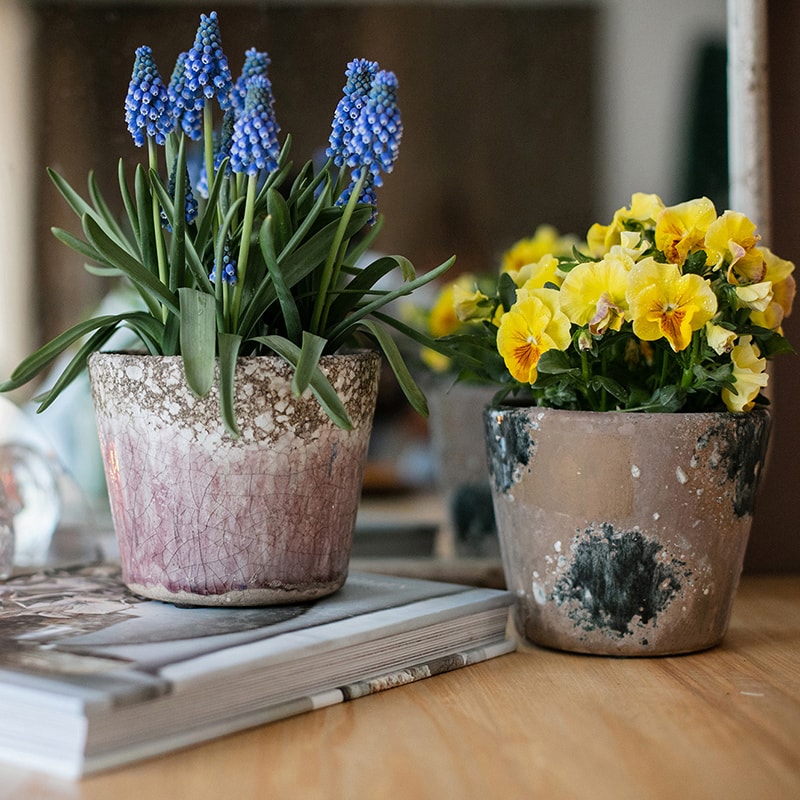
[0,11,453,606]
[435,192,795,655]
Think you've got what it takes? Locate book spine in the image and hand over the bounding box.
[338,638,516,701]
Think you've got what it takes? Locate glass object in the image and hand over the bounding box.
[0,480,14,579]
[0,398,61,567]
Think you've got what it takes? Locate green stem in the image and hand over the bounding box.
[658,345,670,389]
[309,170,367,335]
[681,333,700,390]
[579,348,595,410]
[147,137,169,322]
[203,104,215,199]
[230,174,259,331]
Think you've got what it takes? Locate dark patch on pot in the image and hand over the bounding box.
[483,409,534,494]
[327,442,339,477]
[693,409,771,518]
[552,524,683,637]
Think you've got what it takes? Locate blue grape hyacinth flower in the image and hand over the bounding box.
[232,48,272,115]
[327,58,379,167]
[336,170,379,224]
[349,69,403,188]
[183,11,233,113]
[161,157,199,231]
[229,76,280,177]
[209,247,238,285]
[168,52,203,140]
[124,46,174,147]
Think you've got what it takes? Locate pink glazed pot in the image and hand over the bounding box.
[88,351,380,606]
[484,405,771,656]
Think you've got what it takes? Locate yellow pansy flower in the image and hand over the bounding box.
[428,274,481,336]
[517,254,564,290]
[420,347,452,373]
[722,336,768,412]
[501,225,576,280]
[735,282,773,313]
[587,193,665,257]
[704,210,764,282]
[654,196,717,265]
[705,322,736,355]
[453,283,491,322]
[586,221,619,258]
[626,258,717,352]
[496,289,572,384]
[614,192,666,226]
[559,256,630,334]
[608,230,649,262]
[749,248,796,331]
[428,284,460,337]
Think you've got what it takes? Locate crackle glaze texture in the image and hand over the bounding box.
[484,406,771,656]
[88,352,380,606]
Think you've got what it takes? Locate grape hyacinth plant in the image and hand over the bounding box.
[1,10,454,435]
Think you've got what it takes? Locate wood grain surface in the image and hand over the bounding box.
[2,574,798,800]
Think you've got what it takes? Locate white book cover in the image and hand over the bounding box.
[0,564,514,778]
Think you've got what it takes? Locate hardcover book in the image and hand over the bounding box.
[0,564,514,778]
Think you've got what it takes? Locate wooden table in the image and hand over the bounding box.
[1,574,798,800]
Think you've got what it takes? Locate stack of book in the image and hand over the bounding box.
[0,564,514,777]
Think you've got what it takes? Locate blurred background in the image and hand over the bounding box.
[0,0,797,571]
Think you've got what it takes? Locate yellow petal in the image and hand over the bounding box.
[559,257,630,330]
[722,336,768,412]
[736,282,773,312]
[654,197,716,265]
[453,284,491,322]
[517,253,564,290]
[626,258,717,351]
[705,322,736,355]
[705,210,761,276]
[501,226,577,279]
[496,291,571,384]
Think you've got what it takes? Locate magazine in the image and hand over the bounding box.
[0,564,514,778]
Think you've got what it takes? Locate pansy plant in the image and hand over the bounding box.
[1,10,454,435]
[432,193,794,413]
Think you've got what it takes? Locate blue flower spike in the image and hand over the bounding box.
[232,48,272,114]
[183,11,234,112]
[209,247,237,285]
[124,45,174,147]
[331,64,402,223]
[327,58,379,166]
[229,75,281,176]
[352,69,403,187]
[168,52,203,140]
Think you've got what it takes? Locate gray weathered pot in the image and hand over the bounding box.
[88,351,380,606]
[484,406,771,656]
[427,381,498,557]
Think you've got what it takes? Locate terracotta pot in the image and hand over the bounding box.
[484,406,771,656]
[88,351,380,606]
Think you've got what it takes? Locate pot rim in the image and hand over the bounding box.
[485,403,770,421]
[88,349,380,366]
